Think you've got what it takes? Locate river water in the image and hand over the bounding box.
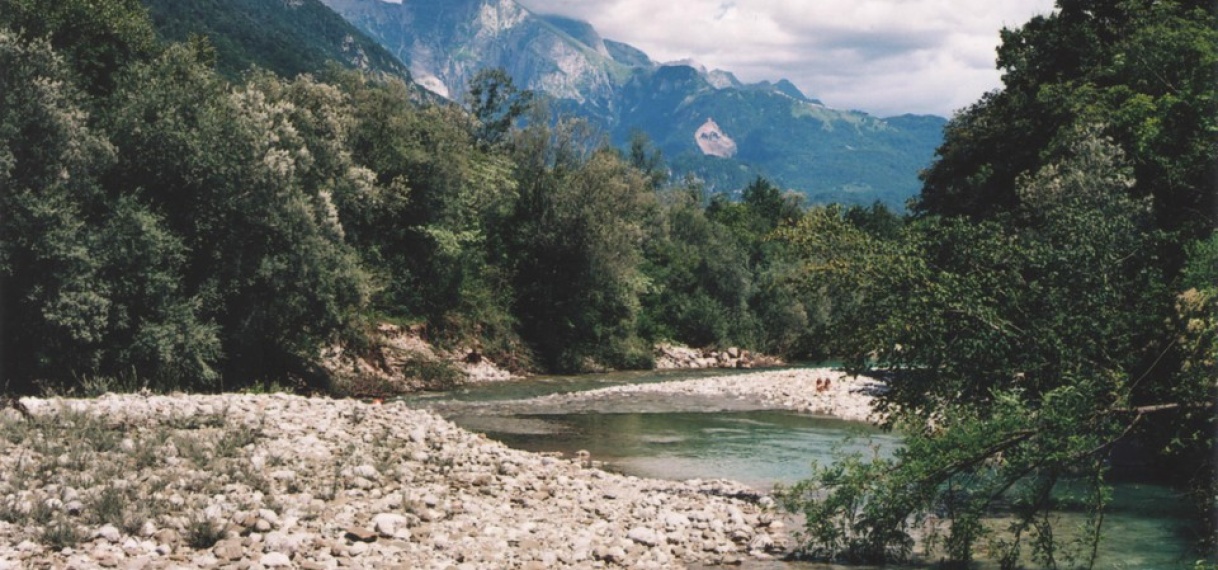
[402,368,1206,569]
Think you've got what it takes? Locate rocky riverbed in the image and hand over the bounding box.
[442,368,885,423]
[0,393,795,569]
[567,368,886,423]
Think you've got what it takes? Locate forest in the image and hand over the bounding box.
[1,0,1214,566]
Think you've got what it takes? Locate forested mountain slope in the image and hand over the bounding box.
[321,0,946,207]
[141,0,412,81]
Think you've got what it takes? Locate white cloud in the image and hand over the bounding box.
[516,0,1055,117]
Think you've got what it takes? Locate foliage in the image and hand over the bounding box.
[918,0,1217,252]
[637,176,816,355]
[0,31,219,391]
[506,112,656,371]
[335,70,522,358]
[781,3,1218,559]
[463,68,532,150]
[781,121,1212,565]
[139,0,410,82]
[0,0,158,95]
[103,46,373,384]
[0,2,857,392]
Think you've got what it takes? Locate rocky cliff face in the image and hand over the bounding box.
[321,0,622,112]
[320,0,947,208]
[695,118,737,158]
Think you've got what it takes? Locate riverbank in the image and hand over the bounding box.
[471,367,885,423]
[0,393,790,569]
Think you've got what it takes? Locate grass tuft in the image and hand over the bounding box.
[184,516,225,549]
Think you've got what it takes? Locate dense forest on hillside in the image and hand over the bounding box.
[1,0,1214,566]
[139,0,412,81]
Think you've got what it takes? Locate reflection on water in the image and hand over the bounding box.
[415,370,1206,568]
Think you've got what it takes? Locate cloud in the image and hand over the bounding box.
[516,0,1055,117]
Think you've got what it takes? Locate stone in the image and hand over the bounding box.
[263,531,302,555]
[348,541,369,556]
[497,462,519,476]
[212,540,244,561]
[418,508,444,522]
[663,512,691,528]
[121,537,142,555]
[372,513,408,538]
[260,552,292,567]
[344,527,377,543]
[602,545,627,564]
[352,464,379,479]
[95,524,122,543]
[749,533,774,551]
[627,527,662,547]
[235,512,259,529]
[152,529,179,546]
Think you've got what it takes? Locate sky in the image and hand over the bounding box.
[515,0,1057,118]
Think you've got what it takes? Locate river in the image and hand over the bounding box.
[401,367,1206,569]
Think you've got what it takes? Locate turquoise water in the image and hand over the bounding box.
[452,410,900,489]
[413,370,1207,568]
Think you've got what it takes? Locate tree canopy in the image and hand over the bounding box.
[779,0,1217,565]
[0,5,823,390]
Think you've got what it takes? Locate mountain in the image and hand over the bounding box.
[140,0,411,82]
[321,0,945,207]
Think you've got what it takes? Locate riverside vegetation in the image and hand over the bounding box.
[1,0,1215,568]
[0,0,833,392]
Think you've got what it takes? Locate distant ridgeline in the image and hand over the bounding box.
[320,0,946,208]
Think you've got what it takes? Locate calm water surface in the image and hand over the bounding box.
[407,369,1206,569]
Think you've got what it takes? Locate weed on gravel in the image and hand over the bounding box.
[0,402,268,549]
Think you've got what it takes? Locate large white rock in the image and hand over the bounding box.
[373,513,409,538]
[627,526,662,547]
[260,552,292,567]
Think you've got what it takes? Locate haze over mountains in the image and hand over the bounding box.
[138,0,946,207]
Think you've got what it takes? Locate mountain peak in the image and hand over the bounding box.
[539,14,609,57]
[604,39,652,67]
[773,79,814,103]
[323,0,946,207]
